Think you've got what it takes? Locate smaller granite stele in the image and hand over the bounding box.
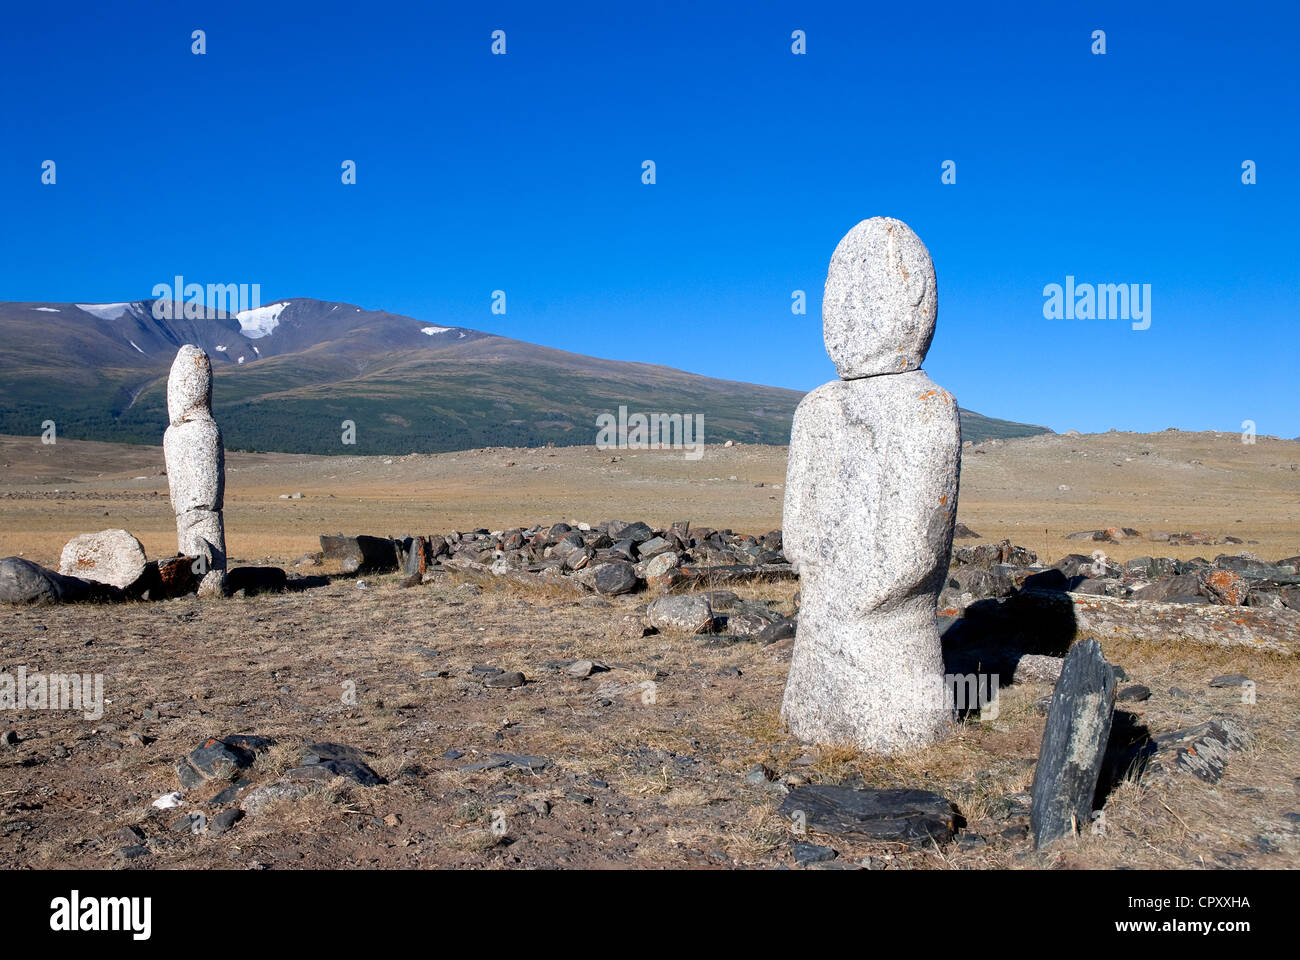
[162,345,227,597]
[780,217,962,754]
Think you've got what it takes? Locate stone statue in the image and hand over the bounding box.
[780,217,962,753]
[163,345,227,596]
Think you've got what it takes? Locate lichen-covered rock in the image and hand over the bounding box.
[647,595,715,634]
[57,529,146,588]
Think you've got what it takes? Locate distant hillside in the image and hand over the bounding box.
[0,298,1052,454]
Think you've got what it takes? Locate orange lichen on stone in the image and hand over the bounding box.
[1203,569,1248,605]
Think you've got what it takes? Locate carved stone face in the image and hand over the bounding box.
[167,344,213,424]
[822,217,938,380]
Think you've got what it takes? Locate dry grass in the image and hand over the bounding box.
[4,429,1297,568]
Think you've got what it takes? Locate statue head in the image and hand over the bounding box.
[167,344,213,424]
[822,217,937,379]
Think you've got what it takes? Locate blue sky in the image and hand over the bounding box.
[1,1,1296,436]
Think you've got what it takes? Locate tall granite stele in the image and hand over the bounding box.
[163,345,227,597]
[780,217,962,753]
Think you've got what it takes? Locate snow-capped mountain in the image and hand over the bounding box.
[0,297,1047,455]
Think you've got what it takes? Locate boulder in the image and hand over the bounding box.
[593,561,639,596]
[320,534,399,573]
[647,595,715,634]
[58,529,147,589]
[289,742,386,786]
[0,557,108,604]
[644,551,681,579]
[225,566,287,595]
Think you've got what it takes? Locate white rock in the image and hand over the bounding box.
[780,218,961,754]
[58,529,146,588]
[152,792,184,809]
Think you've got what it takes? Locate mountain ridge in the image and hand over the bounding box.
[0,298,1053,455]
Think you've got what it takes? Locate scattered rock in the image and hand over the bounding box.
[209,808,244,836]
[224,566,287,595]
[241,781,312,816]
[171,811,208,834]
[646,595,715,634]
[793,841,838,864]
[114,825,145,845]
[288,742,386,786]
[483,671,526,689]
[1127,718,1252,785]
[644,551,680,579]
[175,734,273,789]
[566,659,608,679]
[756,617,797,645]
[1209,674,1251,688]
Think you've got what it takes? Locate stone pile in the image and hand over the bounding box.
[318,519,793,594]
[941,540,1300,614]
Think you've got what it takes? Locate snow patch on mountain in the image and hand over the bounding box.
[34,307,60,313]
[235,302,290,339]
[421,326,453,335]
[76,303,132,320]
[128,340,145,354]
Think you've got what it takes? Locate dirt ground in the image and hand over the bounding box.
[1,574,1297,870]
[1,430,1298,870]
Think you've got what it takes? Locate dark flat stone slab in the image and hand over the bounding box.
[778,785,958,847]
[1029,638,1117,849]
